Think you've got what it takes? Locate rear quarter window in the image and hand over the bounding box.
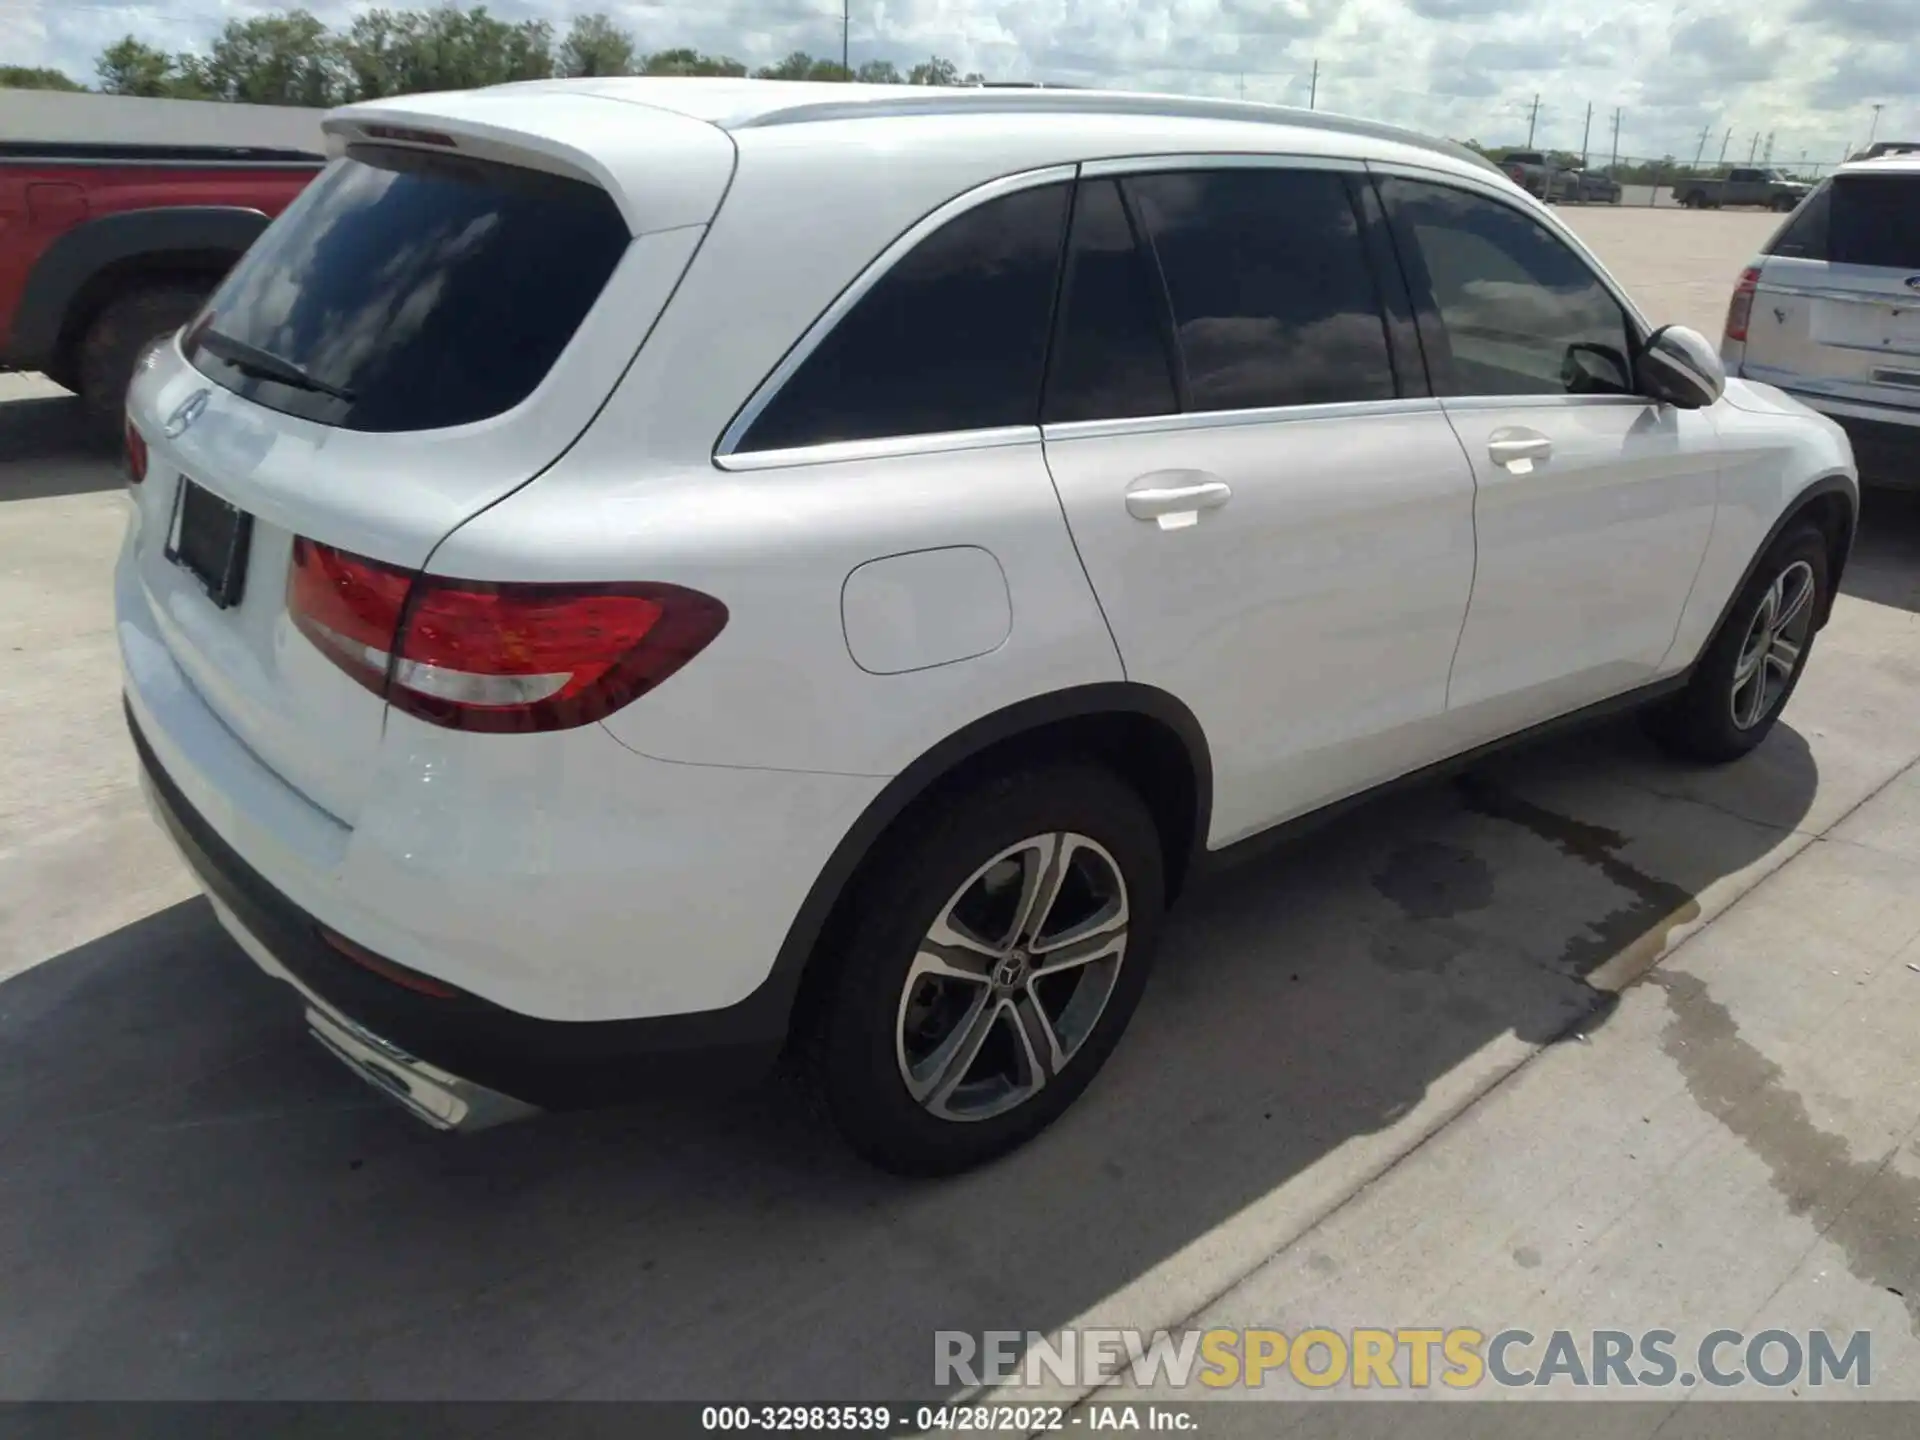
[1764,180,1831,259]
[186,144,631,433]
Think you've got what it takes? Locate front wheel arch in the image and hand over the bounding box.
[1696,477,1856,658]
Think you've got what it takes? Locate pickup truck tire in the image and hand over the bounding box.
[1771,194,1798,212]
[1681,190,1708,209]
[78,284,208,441]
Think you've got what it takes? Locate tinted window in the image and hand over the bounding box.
[1766,180,1831,258]
[1829,175,1920,269]
[1379,178,1634,398]
[1124,169,1396,412]
[739,184,1069,452]
[187,145,630,433]
[1043,180,1178,423]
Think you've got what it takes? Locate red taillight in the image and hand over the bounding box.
[318,925,460,998]
[286,538,727,733]
[1725,266,1762,343]
[287,538,413,697]
[124,418,148,484]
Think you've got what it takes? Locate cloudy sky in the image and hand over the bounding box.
[3,0,1910,166]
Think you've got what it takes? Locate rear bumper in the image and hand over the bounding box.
[1827,413,1920,491]
[130,703,791,1119]
[1782,391,1920,490]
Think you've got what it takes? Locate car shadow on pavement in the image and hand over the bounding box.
[0,719,1818,1402]
[1845,488,1920,616]
[0,393,120,500]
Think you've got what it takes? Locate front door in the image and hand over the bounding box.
[1374,174,1720,744]
[1041,166,1478,845]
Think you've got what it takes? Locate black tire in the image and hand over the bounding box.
[803,762,1165,1175]
[77,284,208,442]
[1644,523,1829,763]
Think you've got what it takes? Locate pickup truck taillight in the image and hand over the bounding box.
[124,418,148,484]
[286,538,728,733]
[1725,266,1762,343]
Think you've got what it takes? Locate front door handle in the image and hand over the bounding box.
[1488,429,1553,474]
[1125,473,1233,530]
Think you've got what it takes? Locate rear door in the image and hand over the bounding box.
[1742,171,1920,409]
[1041,163,1477,844]
[126,119,729,823]
[1374,173,1719,740]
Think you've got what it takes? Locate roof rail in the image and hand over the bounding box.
[730,89,1499,175]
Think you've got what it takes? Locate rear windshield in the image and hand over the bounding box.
[1828,174,1920,269]
[185,144,630,432]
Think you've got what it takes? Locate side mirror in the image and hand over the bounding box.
[1639,324,1726,409]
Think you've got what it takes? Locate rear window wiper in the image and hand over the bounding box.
[194,326,357,404]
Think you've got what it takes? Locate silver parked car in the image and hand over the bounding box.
[1723,154,1920,488]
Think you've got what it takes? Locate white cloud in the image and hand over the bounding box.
[2,0,1911,164]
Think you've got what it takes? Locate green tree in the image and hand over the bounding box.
[855,59,901,84]
[639,48,746,77]
[907,56,975,86]
[181,9,348,106]
[754,51,852,82]
[94,37,181,97]
[0,65,85,91]
[338,5,553,98]
[560,13,636,78]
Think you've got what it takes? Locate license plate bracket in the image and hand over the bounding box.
[165,477,253,609]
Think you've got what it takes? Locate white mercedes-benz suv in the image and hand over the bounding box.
[120,80,1857,1173]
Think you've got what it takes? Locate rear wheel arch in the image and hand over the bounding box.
[771,684,1212,1047]
[12,206,269,381]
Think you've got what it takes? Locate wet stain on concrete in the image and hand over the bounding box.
[1308,1252,1339,1276]
[1513,1245,1542,1269]
[1456,775,1702,979]
[1372,841,1496,921]
[1368,841,1493,975]
[1656,968,1920,1334]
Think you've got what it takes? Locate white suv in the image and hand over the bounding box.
[1722,152,1920,488]
[121,81,1857,1173]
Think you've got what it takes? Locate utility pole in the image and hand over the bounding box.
[1747,131,1760,163]
[1581,102,1592,168]
[1691,123,1711,171]
[1610,106,1622,172]
[842,0,849,75]
[1868,102,1885,150]
[1526,93,1541,147]
[1237,73,1244,100]
[1717,127,1733,168]
[1309,59,1318,111]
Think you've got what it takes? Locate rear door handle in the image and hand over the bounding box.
[1125,473,1233,530]
[1488,429,1553,474]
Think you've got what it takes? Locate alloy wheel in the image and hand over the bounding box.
[894,832,1130,1123]
[1730,560,1816,731]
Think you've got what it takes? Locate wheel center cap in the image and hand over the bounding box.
[993,950,1032,992]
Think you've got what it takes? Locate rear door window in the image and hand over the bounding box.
[186,144,632,433]
[736,183,1070,453]
[1828,174,1920,269]
[1122,168,1398,412]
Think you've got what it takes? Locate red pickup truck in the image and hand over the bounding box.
[1,140,322,437]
